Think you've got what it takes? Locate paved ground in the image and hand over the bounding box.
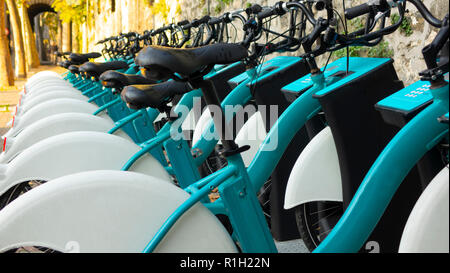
[0,65,66,129]
[275,238,309,253]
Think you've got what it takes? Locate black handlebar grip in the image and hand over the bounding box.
[182,23,193,30]
[153,25,170,34]
[177,20,189,26]
[315,0,327,11]
[191,15,211,27]
[345,3,371,20]
[209,17,222,25]
[246,4,262,14]
[198,15,211,24]
[257,7,277,20]
[190,19,200,27]
[120,32,133,37]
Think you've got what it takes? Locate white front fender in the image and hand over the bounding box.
[17,91,89,116]
[0,131,171,197]
[235,111,266,167]
[5,98,109,138]
[0,170,237,253]
[24,82,75,96]
[25,73,64,90]
[0,113,129,164]
[20,86,79,105]
[192,109,261,150]
[192,108,214,145]
[399,166,449,253]
[284,126,342,210]
[25,71,61,84]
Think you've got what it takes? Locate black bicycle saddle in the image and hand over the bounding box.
[68,65,80,74]
[99,70,156,89]
[69,52,102,64]
[55,51,72,57]
[58,60,72,69]
[121,80,192,110]
[135,43,248,81]
[79,61,129,79]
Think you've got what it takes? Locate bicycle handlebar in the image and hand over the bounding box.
[152,25,172,35]
[177,20,189,26]
[246,4,263,15]
[407,0,442,27]
[285,1,317,25]
[345,2,373,20]
[346,0,443,27]
[208,16,222,25]
[257,1,286,20]
[192,15,211,27]
[344,0,391,20]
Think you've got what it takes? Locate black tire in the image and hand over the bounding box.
[258,178,272,228]
[0,181,45,210]
[4,246,60,253]
[198,144,228,177]
[294,201,343,251]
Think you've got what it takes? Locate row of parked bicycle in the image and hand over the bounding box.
[0,0,448,253]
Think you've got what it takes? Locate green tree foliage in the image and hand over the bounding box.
[214,0,233,14]
[52,0,87,24]
[151,0,170,21]
[333,17,394,59]
[41,12,59,42]
[391,13,413,36]
[145,0,182,24]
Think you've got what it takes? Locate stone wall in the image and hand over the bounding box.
[80,0,449,85]
[79,0,182,54]
[173,0,448,84]
[78,0,154,54]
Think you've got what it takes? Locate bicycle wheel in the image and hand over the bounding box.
[0,180,45,210]
[294,201,343,251]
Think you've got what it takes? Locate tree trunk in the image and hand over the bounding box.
[62,21,72,52]
[18,2,40,68]
[72,22,79,53]
[0,0,14,87]
[34,14,44,61]
[57,19,63,53]
[6,0,27,78]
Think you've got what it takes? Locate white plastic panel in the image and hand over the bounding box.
[0,131,171,197]
[0,113,128,164]
[0,170,237,253]
[284,126,343,209]
[399,166,449,253]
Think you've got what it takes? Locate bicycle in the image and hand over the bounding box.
[0,0,420,253]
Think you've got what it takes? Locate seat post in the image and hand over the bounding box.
[192,78,239,153]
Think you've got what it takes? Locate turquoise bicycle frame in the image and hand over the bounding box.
[122,56,307,187]
[314,78,449,253]
[142,57,393,253]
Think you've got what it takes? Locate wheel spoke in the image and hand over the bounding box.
[312,209,341,228]
[5,184,22,205]
[309,205,342,216]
